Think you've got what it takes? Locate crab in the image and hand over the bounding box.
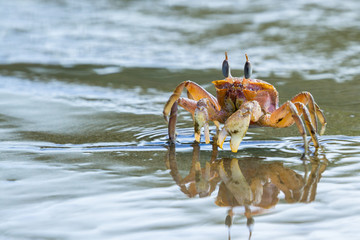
[163,52,327,153]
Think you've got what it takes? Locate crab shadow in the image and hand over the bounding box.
[165,143,328,240]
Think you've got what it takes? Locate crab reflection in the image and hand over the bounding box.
[165,143,328,239]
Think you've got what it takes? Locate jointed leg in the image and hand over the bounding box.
[260,100,322,153]
[315,103,327,135]
[168,101,178,144]
[163,81,220,122]
[260,101,309,153]
[290,92,317,132]
[163,81,221,143]
[167,97,209,143]
[194,99,211,144]
[168,97,220,144]
[290,92,326,136]
[294,102,319,149]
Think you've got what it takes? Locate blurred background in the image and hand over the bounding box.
[1,0,360,239]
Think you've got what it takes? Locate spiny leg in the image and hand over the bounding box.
[291,92,318,132]
[294,102,320,149]
[217,101,262,152]
[290,91,326,136]
[285,101,310,153]
[290,91,327,148]
[315,103,327,135]
[266,92,326,151]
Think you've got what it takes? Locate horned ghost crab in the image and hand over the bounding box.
[163,52,327,153]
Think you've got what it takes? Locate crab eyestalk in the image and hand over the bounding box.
[222,52,231,78]
[244,54,252,79]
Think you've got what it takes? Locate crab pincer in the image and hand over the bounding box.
[217,101,262,152]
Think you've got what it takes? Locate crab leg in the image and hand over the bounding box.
[167,97,197,143]
[168,101,178,144]
[294,102,319,149]
[289,92,327,147]
[291,92,318,132]
[260,101,313,153]
[163,80,220,122]
[168,97,214,144]
[290,92,326,135]
[163,81,186,122]
[178,97,198,116]
[315,103,327,135]
[261,92,326,151]
[286,102,309,152]
[194,99,211,144]
[217,101,262,152]
[164,81,221,144]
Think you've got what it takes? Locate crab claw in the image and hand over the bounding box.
[218,101,262,152]
[217,113,251,152]
[194,99,210,144]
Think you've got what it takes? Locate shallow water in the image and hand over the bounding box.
[1,1,360,240]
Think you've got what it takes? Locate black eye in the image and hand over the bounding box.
[222,52,230,78]
[244,54,252,79]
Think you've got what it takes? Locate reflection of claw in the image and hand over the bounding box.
[194,99,210,144]
[195,162,211,197]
